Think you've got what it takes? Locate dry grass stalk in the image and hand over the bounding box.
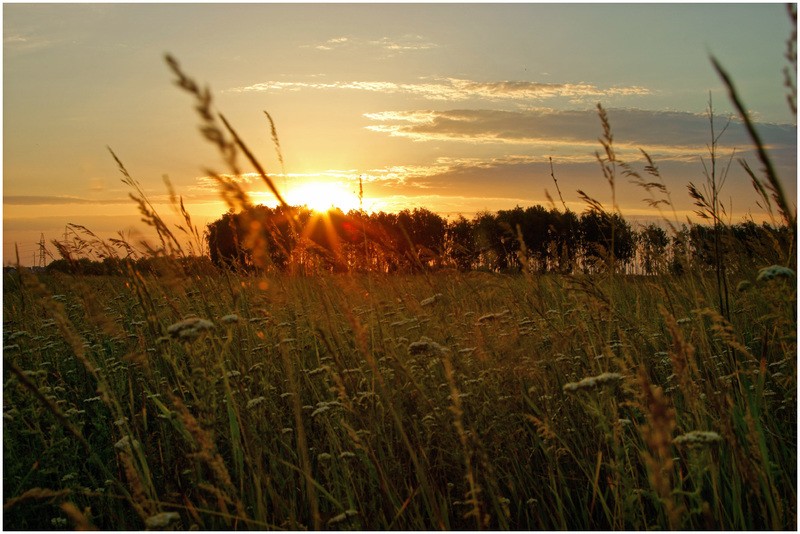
[637,369,683,529]
[59,502,97,531]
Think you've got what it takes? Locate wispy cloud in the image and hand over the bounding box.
[364,108,797,161]
[3,32,52,52]
[227,78,650,102]
[303,34,437,53]
[4,195,129,205]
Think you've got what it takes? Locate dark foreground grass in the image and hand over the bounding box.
[3,265,795,530]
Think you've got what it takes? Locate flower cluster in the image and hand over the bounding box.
[563,372,624,393]
[420,293,443,307]
[756,265,795,282]
[672,430,722,446]
[167,317,215,340]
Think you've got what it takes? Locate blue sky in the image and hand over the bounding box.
[3,3,797,264]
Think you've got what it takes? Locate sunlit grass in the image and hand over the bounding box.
[3,27,797,530]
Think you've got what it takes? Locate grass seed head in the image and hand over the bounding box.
[672,430,722,447]
[167,317,215,340]
[145,512,181,529]
[563,372,624,393]
[220,313,240,324]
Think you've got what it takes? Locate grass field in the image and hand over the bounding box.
[2,260,796,529]
[3,36,798,530]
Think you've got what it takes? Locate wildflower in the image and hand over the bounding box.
[339,451,356,459]
[317,452,333,462]
[145,512,181,529]
[246,396,266,410]
[311,405,330,417]
[756,265,795,282]
[220,314,239,324]
[676,317,691,325]
[563,372,624,393]
[166,317,214,340]
[476,309,510,324]
[420,293,443,307]
[226,370,241,379]
[408,336,449,356]
[307,366,328,377]
[327,510,358,526]
[672,430,722,446]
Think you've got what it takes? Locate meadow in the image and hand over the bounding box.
[3,44,797,530]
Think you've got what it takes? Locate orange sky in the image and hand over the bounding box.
[4,3,796,265]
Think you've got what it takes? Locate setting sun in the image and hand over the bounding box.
[285,181,360,213]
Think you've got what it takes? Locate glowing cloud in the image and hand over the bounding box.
[227,78,651,101]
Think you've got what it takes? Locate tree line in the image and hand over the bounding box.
[200,204,790,276]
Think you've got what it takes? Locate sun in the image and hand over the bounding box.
[285,181,360,213]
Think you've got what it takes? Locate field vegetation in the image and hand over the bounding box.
[3,13,797,530]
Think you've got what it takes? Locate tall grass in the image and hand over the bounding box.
[3,29,797,531]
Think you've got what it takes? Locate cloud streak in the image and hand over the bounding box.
[227,78,650,102]
[304,34,437,53]
[4,195,130,205]
[364,108,797,160]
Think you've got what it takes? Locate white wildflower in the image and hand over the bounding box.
[339,451,356,459]
[246,396,266,410]
[757,265,795,282]
[420,293,443,307]
[676,317,691,325]
[672,430,722,446]
[220,314,240,325]
[307,366,328,377]
[311,405,330,417]
[476,309,510,324]
[167,317,214,340]
[327,509,358,526]
[317,452,333,462]
[145,512,180,529]
[226,370,241,379]
[563,372,624,393]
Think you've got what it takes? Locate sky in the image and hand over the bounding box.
[3,2,797,265]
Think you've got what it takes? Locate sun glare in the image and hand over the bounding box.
[285,181,360,213]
